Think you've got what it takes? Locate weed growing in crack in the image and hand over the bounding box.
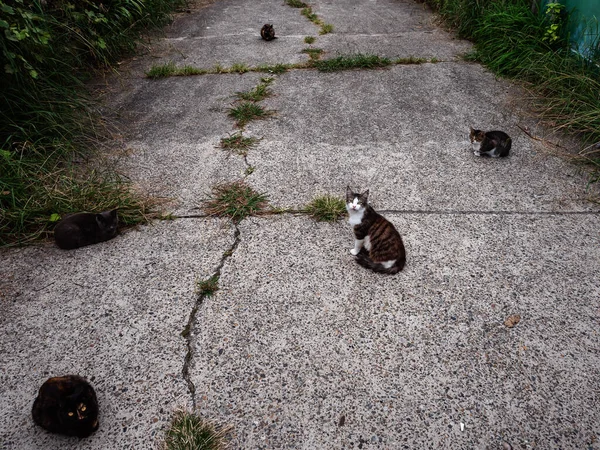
[219,133,259,156]
[394,56,428,64]
[312,54,392,72]
[286,0,308,7]
[229,63,250,74]
[306,195,346,222]
[196,275,219,297]
[203,180,269,222]
[245,166,255,176]
[163,409,229,450]
[255,63,293,74]
[301,7,322,25]
[319,23,334,35]
[304,36,316,44]
[302,48,324,60]
[228,102,274,127]
[235,83,272,102]
[146,62,177,78]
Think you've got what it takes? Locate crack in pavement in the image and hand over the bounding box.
[181,223,241,409]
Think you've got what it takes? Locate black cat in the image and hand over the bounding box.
[469,127,512,158]
[32,375,99,438]
[54,209,118,249]
[261,24,276,41]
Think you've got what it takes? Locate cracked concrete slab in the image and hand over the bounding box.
[190,214,600,449]
[0,219,234,449]
[2,0,600,448]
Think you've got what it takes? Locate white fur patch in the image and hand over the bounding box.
[471,142,481,152]
[350,238,364,255]
[381,260,396,269]
[347,207,364,226]
[363,235,371,251]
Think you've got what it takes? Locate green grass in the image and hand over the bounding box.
[228,102,274,128]
[394,56,428,64]
[304,36,317,44]
[426,0,600,180]
[230,62,250,74]
[146,62,178,78]
[219,133,259,156]
[301,7,322,25]
[163,410,228,450]
[235,83,272,102]
[302,48,324,60]
[286,0,308,7]
[0,0,187,244]
[196,275,219,297]
[255,63,295,74]
[203,180,269,222]
[319,23,334,35]
[305,195,346,222]
[312,54,392,72]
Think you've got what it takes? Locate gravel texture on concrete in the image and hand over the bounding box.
[191,215,600,449]
[0,220,234,449]
[1,0,599,448]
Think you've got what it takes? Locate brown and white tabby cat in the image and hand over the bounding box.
[54,209,118,250]
[32,375,99,438]
[260,24,276,41]
[346,187,406,274]
[469,127,512,157]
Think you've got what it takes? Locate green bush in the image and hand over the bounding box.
[0,0,186,245]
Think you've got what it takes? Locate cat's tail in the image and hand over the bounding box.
[355,248,405,275]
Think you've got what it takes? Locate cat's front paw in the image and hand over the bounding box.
[473,151,481,156]
[350,248,359,256]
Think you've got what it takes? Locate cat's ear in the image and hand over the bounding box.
[469,126,475,133]
[360,190,369,203]
[346,186,353,201]
[109,209,118,219]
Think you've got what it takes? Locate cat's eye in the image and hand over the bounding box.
[68,412,74,417]
[80,405,87,412]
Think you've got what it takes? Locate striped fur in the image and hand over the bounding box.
[346,187,406,275]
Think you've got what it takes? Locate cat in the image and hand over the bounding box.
[469,127,512,157]
[54,209,118,250]
[346,187,406,274]
[32,375,99,438]
[260,24,276,41]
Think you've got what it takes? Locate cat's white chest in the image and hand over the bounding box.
[348,208,364,226]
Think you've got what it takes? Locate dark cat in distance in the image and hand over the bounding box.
[54,209,118,250]
[32,375,99,438]
[260,24,276,41]
[469,127,512,157]
[346,187,406,275]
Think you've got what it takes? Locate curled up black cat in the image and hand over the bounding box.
[469,127,512,157]
[260,24,276,41]
[32,375,99,438]
[54,209,118,250]
[346,187,406,275]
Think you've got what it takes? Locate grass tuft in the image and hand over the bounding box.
[163,410,228,450]
[229,63,250,74]
[196,275,219,297]
[235,84,272,102]
[146,62,178,79]
[255,63,294,74]
[301,7,322,25]
[228,102,274,128]
[306,195,346,222]
[319,23,334,35]
[304,36,317,44]
[312,54,392,72]
[302,48,324,60]
[286,0,308,7]
[219,133,259,156]
[394,56,428,64]
[203,180,269,222]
